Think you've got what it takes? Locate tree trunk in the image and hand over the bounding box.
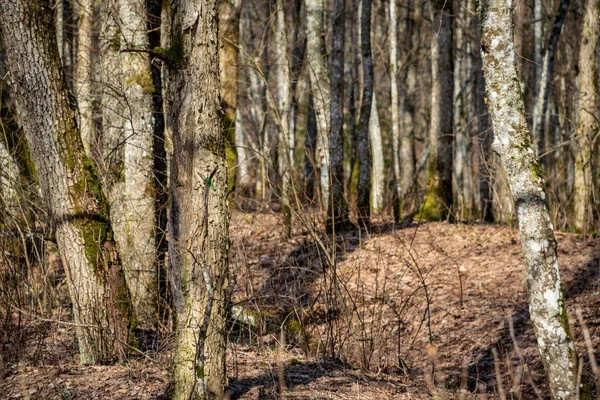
[114,0,161,332]
[370,93,384,214]
[327,0,350,232]
[400,0,417,216]
[304,92,318,201]
[147,0,170,326]
[532,0,570,159]
[168,0,230,397]
[0,0,132,364]
[74,0,95,158]
[357,0,373,227]
[426,0,453,220]
[305,0,331,211]
[473,16,494,223]
[572,0,598,234]
[389,0,401,221]
[479,2,582,398]
[273,0,292,237]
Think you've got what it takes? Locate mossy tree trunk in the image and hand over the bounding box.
[0,0,133,364]
[115,0,160,333]
[426,0,454,221]
[167,0,230,398]
[479,2,581,398]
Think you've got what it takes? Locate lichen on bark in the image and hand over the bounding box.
[478,1,580,398]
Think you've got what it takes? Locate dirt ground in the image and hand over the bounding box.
[2,211,600,399]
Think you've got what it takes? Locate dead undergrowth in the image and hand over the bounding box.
[1,210,600,399]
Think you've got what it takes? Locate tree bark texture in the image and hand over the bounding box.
[572,0,598,234]
[357,0,373,226]
[532,0,570,159]
[74,0,95,158]
[479,2,581,398]
[389,0,401,221]
[0,0,132,364]
[370,93,384,214]
[168,0,230,398]
[400,0,417,216]
[305,0,331,211]
[426,0,453,220]
[273,0,292,237]
[327,0,349,232]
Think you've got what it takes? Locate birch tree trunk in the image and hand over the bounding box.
[305,0,331,211]
[370,93,384,214]
[426,0,453,220]
[273,0,292,237]
[479,2,582,398]
[572,0,598,234]
[74,0,95,158]
[389,0,401,221]
[327,0,350,232]
[168,0,230,397]
[357,0,373,226]
[532,0,570,159]
[0,0,133,364]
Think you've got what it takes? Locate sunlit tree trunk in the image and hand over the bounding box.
[572,0,598,234]
[479,2,582,398]
[426,0,453,220]
[389,0,401,221]
[370,93,384,214]
[357,0,373,226]
[532,0,569,159]
[305,0,331,211]
[168,0,230,397]
[0,0,133,364]
[273,0,292,237]
[327,0,350,232]
[113,0,160,332]
[74,0,95,157]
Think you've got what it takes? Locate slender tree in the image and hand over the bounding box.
[0,0,133,364]
[479,1,582,398]
[426,0,453,220]
[389,0,402,221]
[273,0,293,237]
[370,93,384,214]
[572,0,598,234]
[305,0,331,211]
[167,0,230,397]
[532,0,570,158]
[327,0,350,232]
[357,0,373,227]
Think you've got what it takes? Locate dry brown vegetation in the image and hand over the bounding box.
[2,211,600,399]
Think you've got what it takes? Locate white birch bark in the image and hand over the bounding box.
[370,93,384,214]
[305,0,331,211]
[389,0,401,219]
[274,0,292,236]
[479,2,581,398]
[74,0,95,158]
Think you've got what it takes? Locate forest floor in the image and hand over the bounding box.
[2,210,600,399]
